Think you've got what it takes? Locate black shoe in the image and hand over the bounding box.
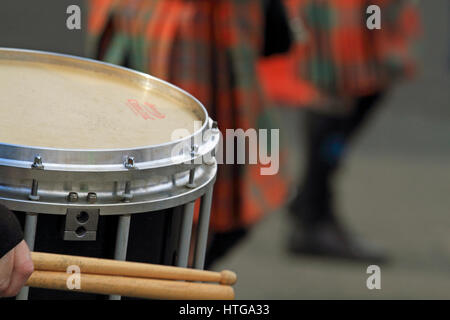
[287,219,387,264]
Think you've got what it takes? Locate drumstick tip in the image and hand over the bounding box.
[220,270,237,285]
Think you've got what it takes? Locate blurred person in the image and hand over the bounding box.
[260,0,421,261]
[286,0,421,262]
[0,204,34,297]
[87,0,291,268]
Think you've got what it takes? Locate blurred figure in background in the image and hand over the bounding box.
[286,0,420,262]
[260,0,421,262]
[86,0,290,268]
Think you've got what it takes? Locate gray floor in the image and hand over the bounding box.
[214,0,450,299]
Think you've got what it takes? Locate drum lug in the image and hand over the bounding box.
[63,209,99,241]
[122,181,133,202]
[87,192,98,204]
[28,156,44,201]
[28,179,40,201]
[186,145,198,189]
[67,192,79,202]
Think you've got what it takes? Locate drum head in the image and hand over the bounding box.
[0,50,204,150]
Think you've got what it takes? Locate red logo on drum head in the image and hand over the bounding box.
[126,99,166,120]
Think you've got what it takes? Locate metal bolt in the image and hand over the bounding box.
[28,179,40,201]
[211,121,219,131]
[191,144,199,157]
[122,181,133,202]
[67,192,79,203]
[186,170,196,188]
[124,156,135,169]
[186,145,198,188]
[87,192,97,204]
[31,155,44,170]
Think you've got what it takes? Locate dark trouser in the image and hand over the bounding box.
[292,92,384,225]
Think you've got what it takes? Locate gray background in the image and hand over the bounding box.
[0,0,449,299]
[0,0,86,55]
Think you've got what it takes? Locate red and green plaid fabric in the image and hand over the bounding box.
[87,0,289,232]
[258,0,420,109]
[287,0,421,99]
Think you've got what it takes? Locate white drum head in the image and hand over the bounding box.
[0,57,202,150]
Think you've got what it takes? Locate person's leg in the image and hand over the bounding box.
[342,93,383,140]
[289,110,346,225]
[288,92,386,262]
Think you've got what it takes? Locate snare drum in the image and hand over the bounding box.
[0,48,220,300]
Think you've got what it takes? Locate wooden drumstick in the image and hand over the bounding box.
[26,271,235,300]
[31,252,237,285]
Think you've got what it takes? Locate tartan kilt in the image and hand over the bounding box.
[87,0,289,233]
[281,0,421,111]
